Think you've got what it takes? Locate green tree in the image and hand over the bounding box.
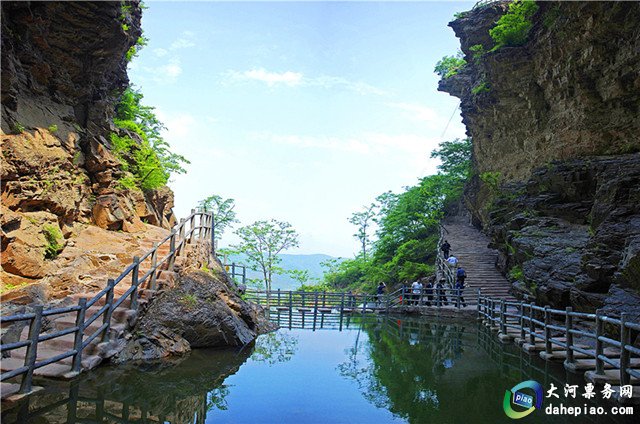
[489,0,539,49]
[434,52,466,79]
[430,137,472,180]
[232,220,300,294]
[198,194,239,241]
[349,204,376,258]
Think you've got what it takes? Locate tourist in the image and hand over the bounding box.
[447,255,458,268]
[411,279,423,305]
[376,282,386,306]
[424,279,434,306]
[455,266,467,307]
[440,240,451,259]
[436,279,449,306]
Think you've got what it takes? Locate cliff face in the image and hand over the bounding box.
[439,1,640,317]
[1,2,176,291]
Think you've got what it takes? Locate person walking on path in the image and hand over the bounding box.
[441,240,451,259]
[376,282,386,306]
[436,278,449,306]
[455,266,467,307]
[411,280,423,305]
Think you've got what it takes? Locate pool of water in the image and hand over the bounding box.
[2,313,636,423]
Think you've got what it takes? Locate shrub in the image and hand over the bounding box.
[126,35,148,62]
[508,265,524,281]
[43,224,63,259]
[434,53,467,79]
[489,0,539,50]
[12,122,25,134]
[480,171,502,190]
[471,81,490,95]
[48,124,58,133]
[469,44,486,61]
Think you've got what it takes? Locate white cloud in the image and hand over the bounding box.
[222,68,386,95]
[141,57,182,84]
[170,30,196,50]
[153,48,168,57]
[227,68,303,87]
[157,111,196,142]
[387,102,439,125]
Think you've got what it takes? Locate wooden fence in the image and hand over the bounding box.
[478,295,640,387]
[1,209,215,397]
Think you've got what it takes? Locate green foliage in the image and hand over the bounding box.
[349,204,376,258]
[126,35,148,62]
[48,124,58,133]
[179,294,198,309]
[12,122,25,134]
[72,151,82,165]
[434,52,466,79]
[480,171,502,191]
[508,265,524,281]
[453,11,468,19]
[199,195,239,241]
[43,224,63,259]
[232,220,300,292]
[471,81,490,95]
[469,44,486,61]
[326,138,472,290]
[489,0,539,50]
[111,87,189,191]
[116,174,138,191]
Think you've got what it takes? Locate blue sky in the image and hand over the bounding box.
[129,1,473,257]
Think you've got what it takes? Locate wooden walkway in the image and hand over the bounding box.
[1,209,216,401]
[478,295,640,404]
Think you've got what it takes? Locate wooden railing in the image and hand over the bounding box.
[223,262,247,285]
[478,294,640,386]
[436,226,456,287]
[1,208,216,397]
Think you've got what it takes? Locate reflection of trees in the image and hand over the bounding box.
[338,317,508,423]
[250,331,299,365]
[207,385,231,411]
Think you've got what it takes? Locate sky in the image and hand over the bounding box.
[128,0,472,258]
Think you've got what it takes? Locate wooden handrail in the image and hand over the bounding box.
[0,208,214,395]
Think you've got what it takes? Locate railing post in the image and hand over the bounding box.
[210,212,215,255]
[620,313,630,386]
[102,279,115,343]
[519,302,525,341]
[168,229,177,271]
[301,292,306,308]
[544,306,552,355]
[456,287,461,309]
[565,307,574,365]
[20,305,43,394]
[130,257,140,309]
[529,302,535,344]
[71,298,87,373]
[476,289,481,317]
[401,287,405,306]
[188,209,196,243]
[232,263,236,280]
[361,294,366,314]
[322,291,326,308]
[288,291,293,316]
[277,288,281,307]
[500,300,506,334]
[242,265,246,284]
[178,218,186,255]
[595,309,604,375]
[150,243,158,291]
[340,292,345,315]
[198,213,205,240]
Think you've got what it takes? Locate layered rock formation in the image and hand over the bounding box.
[1,1,176,291]
[439,1,640,318]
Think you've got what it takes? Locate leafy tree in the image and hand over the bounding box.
[430,137,472,180]
[112,87,189,191]
[232,220,299,294]
[434,52,466,79]
[489,0,539,49]
[349,204,376,258]
[198,194,239,241]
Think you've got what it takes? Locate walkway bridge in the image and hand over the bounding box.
[1,207,221,401]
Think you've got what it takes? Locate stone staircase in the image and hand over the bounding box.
[442,218,516,301]
[0,234,181,382]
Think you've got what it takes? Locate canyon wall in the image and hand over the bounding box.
[439,1,640,317]
[1,1,176,294]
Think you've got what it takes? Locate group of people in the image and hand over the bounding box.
[367,239,468,307]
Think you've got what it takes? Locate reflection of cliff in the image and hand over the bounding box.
[2,347,252,424]
[339,317,507,423]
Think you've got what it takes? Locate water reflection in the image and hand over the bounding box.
[2,315,637,423]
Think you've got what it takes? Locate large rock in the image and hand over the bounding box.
[114,265,275,363]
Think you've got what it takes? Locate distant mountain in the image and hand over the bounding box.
[221,253,342,290]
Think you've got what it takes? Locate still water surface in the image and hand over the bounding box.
[2,313,636,423]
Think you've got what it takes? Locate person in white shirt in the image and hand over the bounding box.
[411,280,423,305]
[447,256,458,267]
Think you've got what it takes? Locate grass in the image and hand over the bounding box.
[179,293,198,309]
[13,122,25,134]
[43,224,63,259]
[48,124,58,133]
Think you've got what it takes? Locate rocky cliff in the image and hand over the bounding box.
[439,1,640,317]
[1,1,176,294]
